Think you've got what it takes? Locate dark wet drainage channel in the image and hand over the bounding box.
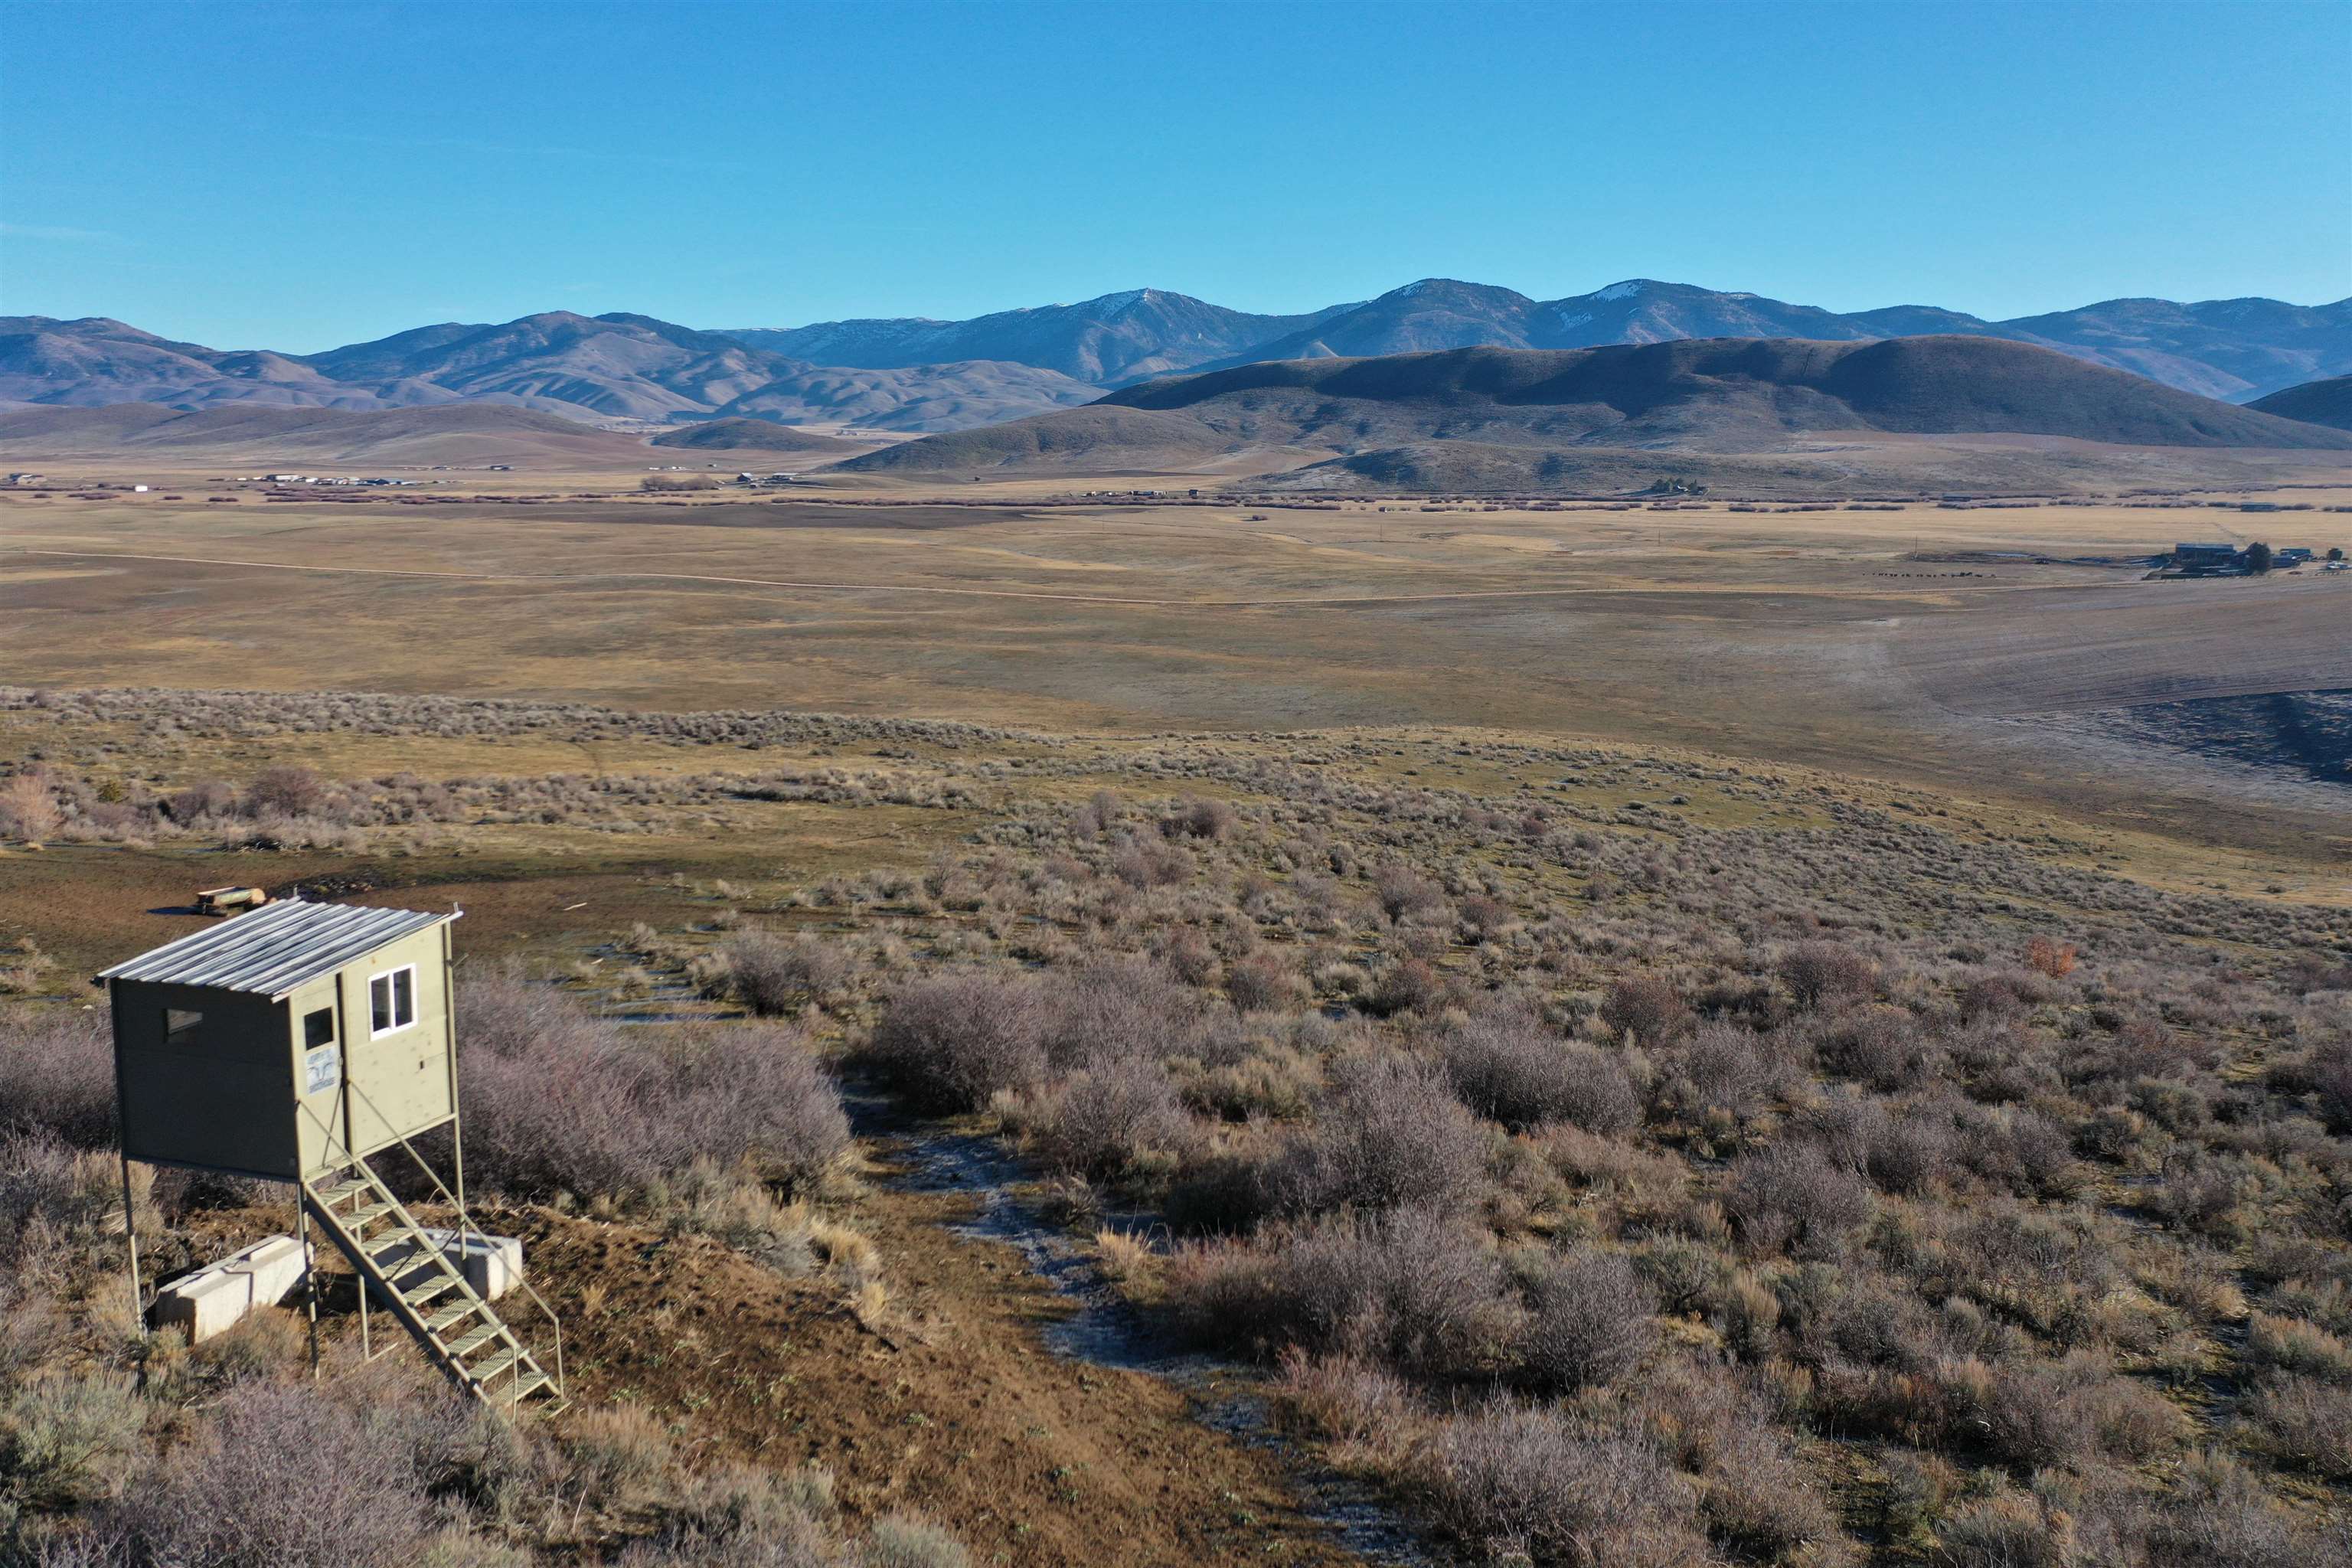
[848,1095,1445,1568]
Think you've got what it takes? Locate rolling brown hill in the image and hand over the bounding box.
[0,402,650,465]
[647,418,869,453]
[838,337,2352,487]
[2248,374,2352,430]
[708,360,1097,432]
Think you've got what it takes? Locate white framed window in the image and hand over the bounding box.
[369,965,417,1037]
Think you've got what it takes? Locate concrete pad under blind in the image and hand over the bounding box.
[382,1229,526,1301]
[152,1234,309,1342]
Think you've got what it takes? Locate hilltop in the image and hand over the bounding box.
[720,288,1358,384]
[646,417,869,453]
[2249,373,2352,430]
[838,336,2352,488]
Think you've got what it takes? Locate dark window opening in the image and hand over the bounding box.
[164,1008,203,1044]
[303,1007,335,1049]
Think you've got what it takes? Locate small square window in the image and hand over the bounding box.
[303,1008,335,1049]
[369,967,416,1036]
[164,1008,203,1044]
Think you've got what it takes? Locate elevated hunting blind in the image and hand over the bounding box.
[97,900,564,1413]
[101,900,459,1180]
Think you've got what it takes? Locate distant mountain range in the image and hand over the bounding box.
[722,289,1359,384]
[0,312,1099,433]
[6,279,2347,444]
[840,336,2352,492]
[736,278,2352,402]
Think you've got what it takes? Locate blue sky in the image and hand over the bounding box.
[4,0,2347,352]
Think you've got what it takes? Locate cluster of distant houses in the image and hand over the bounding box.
[2165,541,2344,577]
[230,473,423,486]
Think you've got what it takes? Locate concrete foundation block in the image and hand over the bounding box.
[152,1234,309,1343]
[387,1229,525,1301]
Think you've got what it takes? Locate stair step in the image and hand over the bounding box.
[423,1302,482,1333]
[466,1347,525,1383]
[365,1231,426,1262]
[443,1325,501,1357]
[345,1200,398,1225]
[508,1373,557,1404]
[399,1275,460,1308]
[312,1178,371,1204]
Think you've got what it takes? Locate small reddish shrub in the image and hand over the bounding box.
[1599,975,1694,1045]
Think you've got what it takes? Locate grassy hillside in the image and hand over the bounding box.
[2250,374,2352,431]
[0,401,645,464]
[648,416,863,453]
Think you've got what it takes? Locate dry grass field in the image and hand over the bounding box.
[5,473,2347,861]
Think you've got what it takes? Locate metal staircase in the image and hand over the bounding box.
[300,1155,566,1416]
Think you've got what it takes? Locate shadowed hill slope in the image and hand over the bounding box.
[0,402,651,464]
[839,338,2352,483]
[647,418,867,452]
[2248,374,2352,431]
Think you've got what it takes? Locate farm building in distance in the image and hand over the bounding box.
[2163,541,2318,577]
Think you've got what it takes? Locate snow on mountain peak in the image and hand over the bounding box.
[1594,281,1645,302]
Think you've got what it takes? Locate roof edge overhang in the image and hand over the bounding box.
[93,903,462,998]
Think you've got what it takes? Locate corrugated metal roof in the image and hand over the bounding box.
[96,900,458,999]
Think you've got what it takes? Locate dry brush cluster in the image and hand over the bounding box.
[671,769,2352,1566]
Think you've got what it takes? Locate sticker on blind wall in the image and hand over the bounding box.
[303,1047,341,1096]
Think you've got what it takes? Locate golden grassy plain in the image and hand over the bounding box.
[8,472,2348,856]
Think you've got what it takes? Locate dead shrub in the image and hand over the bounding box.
[1361,956,1443,1018]
[1517,1249,1656,1390]
[866,973,1047,1112]
[1426,1401,1705,1568]
[2245,1312,2352,1384]
[1439,1005,1638,1134]
[1174,1207,1510,1380]
[1161,797,1236,841]
[1266,1055,1487,1215]
[1934,1491,2073,1568]
[1814,1005,1937,1093]
[1037,959,1204,1073]
[1029,1058,1193,1179]
[2243,1374,2352,1478]
[0,1005,116,1147]
[1371,864,1446,923]
[0,773,62,843]
[864,1514,972,1568]
[1271,1348,1423,1468]
[1779,942,1877,1009]
[1225,953,1308,1014]
[1724,1146,1872,1259]
[244,763,328,818]
[720,933,849,1017]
